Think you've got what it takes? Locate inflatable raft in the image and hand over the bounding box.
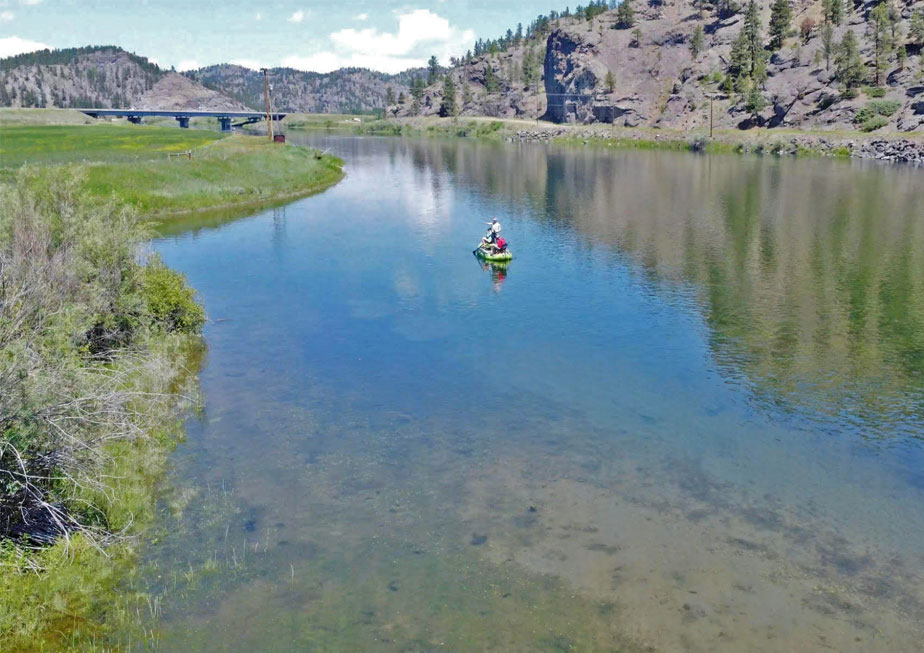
[475,245,513,262]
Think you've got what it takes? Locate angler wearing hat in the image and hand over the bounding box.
[485,217,502,244]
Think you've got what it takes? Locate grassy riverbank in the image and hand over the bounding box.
[0,170,205,650]
[0,123,345,216]
[283,114,923,161]
[0,122,344,650]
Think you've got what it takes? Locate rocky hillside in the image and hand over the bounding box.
[396,0,924,133]
[0,45,425,114]
[0,46,161,109]
[185,65,426,114]
[0,46,247,111]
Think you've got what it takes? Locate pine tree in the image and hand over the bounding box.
[867,2,893,87]
[744,79,767,120]
[604,70,616,92]
[385,86,395,106]
[911,8,924,46]
[484,64,500,93]
[727,0,767,93]
[615,0,635,28]
[427,55,440,85]
[820,22,836,72]
[822,0,843,26]
[690,25,705,58]
[769,0,792,50]
[397,91,406,104]
[439,75,457,117]
[729,27,752,80]
[522,49,538,87]
[835,30,864,95]
[632,27,642,47]
[896,44,907,70]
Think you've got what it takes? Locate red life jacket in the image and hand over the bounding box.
[496,237,506,249]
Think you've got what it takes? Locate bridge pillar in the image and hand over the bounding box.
[218,117,232,132]
[175,116,190,128]
[127,115,142,125]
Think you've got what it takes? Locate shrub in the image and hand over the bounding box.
[859,115,888,132]
[854,100,901,125]
[139,258,205,333]
[863,86,886,98]
[0,170,201,561]
[800,17,816,44]
[867,100,900,116]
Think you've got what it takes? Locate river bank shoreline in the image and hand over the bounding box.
[0,127,345,650]
[280,115,924,165]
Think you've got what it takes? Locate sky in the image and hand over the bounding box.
[0,0,560,73]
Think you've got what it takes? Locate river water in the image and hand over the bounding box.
[141,136,924,652]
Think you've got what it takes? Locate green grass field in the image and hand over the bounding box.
[0,123,344,216]
[84,132,345,214]
[0,123,224,167]
[0,107,98,125]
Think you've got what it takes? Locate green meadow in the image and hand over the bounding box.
[0,123,223,167]
[0,122,344,216]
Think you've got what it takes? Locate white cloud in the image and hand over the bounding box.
[0,35,50,57]
[19,0,43,5]
[283,9,474,74]
[230,58,261,70]
[255,12,261,21]
[0,10,13,21]
[287,9,305,23]
[353,13,367,21]
[176,59,199,72]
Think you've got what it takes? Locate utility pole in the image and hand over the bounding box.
[261,68,273,141]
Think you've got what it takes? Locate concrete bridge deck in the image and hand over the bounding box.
[78,109,287,131]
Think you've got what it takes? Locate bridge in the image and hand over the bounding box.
[78,109,287,132]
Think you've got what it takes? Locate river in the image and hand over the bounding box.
[140,135,924,652]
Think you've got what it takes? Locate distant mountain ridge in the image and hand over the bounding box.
[0,45,247,111]
[185,64,425,114]
[0,45,426,114]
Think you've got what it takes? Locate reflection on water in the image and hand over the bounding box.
[476,256,511,293]
[135,136,924,652]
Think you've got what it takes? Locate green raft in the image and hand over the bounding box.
[476,246,513,262]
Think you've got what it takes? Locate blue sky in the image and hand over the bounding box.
[0,0,560,73]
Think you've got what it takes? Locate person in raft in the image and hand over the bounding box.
[485,218,502,244]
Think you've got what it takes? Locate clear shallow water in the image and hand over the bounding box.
[139,136,924,652]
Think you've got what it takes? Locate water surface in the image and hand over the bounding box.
[142,136,924,652]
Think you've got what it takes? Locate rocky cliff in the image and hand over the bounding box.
[396,0,924,133]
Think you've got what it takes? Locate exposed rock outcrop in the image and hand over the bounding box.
[395,0,924,135]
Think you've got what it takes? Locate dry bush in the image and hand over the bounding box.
[0,169,200,559]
